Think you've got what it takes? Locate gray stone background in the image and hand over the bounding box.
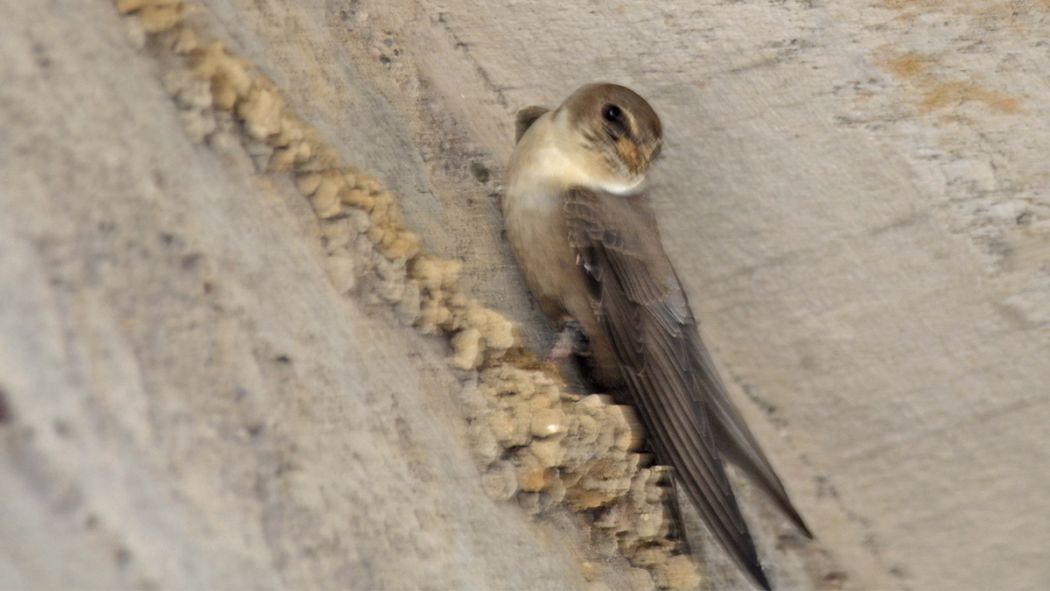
[1,0,1048,589]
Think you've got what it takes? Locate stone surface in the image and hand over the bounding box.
[2,0,1049,590]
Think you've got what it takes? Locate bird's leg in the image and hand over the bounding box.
[547,319,587,363]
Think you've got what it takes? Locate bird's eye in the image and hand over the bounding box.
[602,104,623,123]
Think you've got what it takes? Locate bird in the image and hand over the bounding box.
[501,83,812,590]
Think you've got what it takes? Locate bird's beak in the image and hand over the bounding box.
[616,138,660,175]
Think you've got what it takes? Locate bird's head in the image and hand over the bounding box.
[557,83,663,194]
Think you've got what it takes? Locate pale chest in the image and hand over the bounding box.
[502,185,582,320]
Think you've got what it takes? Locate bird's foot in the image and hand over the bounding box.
[547,320,586,363]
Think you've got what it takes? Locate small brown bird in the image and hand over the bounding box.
[502,83,811,590]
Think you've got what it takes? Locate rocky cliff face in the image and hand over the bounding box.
[1,1,1048,590]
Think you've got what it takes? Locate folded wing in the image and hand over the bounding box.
[564,187,809,589]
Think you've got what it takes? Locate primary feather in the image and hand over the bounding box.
[565,188,810,590]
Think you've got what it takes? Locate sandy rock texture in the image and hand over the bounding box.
[2,0,1049,590]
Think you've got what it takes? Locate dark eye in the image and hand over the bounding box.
[602,104,623,123]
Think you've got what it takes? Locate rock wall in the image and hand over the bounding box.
[1,1,1048,590]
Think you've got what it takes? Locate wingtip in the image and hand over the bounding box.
[747,560,773,591]
[799,522,816,540]
[785,505,816,540]
[735,528,774,591]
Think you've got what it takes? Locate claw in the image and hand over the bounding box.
[547,320,586,363]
